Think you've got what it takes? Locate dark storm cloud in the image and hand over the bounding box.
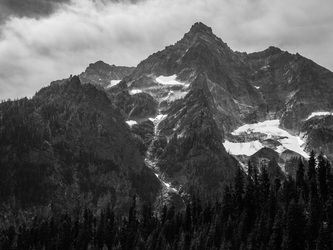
[0,0,143,23]
[0,0,332,100]
[0,0,71,23]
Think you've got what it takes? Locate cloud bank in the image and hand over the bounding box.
[0,0,332,100]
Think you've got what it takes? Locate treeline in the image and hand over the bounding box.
[1,151,333,249]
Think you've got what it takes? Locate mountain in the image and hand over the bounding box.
[111,22,333,191]
[50,60,135,89]
[116,22,253,196]
[79,61,135,88]
[301,114,333,157]
[122,22,265,132]
[1,22,333,219]
[243,47,333,133]
[0,76,160,222]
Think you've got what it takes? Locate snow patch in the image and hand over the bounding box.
[306,112,333,120]
[224,140,263,156]
[148,114,168,136]
[155,173,177,192]
[156,74,184,85]
[154,114,167,122]
[232,120,280,136]
[162,90,189,102]
[229,119,308,158]
[129,89,142,94]
[260,65,270,70]
[177,131,186,139]
[106,80,121,88]
[254,86,260,89]
[126,120,137,127]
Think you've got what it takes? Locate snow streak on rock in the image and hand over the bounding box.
[106,80,121,88]
[145,99,178,194]
[306,112,333,120]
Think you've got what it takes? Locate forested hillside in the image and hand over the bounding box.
[1,152,333,249]
[0,77,160,221]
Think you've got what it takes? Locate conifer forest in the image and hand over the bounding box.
[1,151,333,249]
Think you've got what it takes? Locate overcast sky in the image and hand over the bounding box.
[0,0,332,100]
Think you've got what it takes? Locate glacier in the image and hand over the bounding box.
[225,119,309,158]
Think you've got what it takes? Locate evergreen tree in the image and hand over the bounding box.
[282,200,305,250]
[184,203,192,232]
[307,192,322,249]
[268,209,283,250]
[234,167,245,215]
[243,161,256,240]
[3,152,333,250]
[308,150,317,195]
[140,202,155,240]
[296,159,309,202]
[222,185,233,221]
[259,166,270,207]
[317,154,328,203]
[296,159,305,189]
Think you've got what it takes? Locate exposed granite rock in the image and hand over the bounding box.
[301,115,333,160]
[80,61,135,88]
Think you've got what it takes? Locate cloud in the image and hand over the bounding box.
[0,0,332,100]
[0,0,71,23]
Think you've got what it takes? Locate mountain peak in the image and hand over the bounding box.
[189,22,213,34]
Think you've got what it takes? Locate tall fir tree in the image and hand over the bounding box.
[234,167,245,215]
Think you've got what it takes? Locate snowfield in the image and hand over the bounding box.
[224,119,309,158]
[306,112,333,120]
[155,75,189,102]
[156,75,182,85]
[224,140,263,156]
[106,80,121,88]
[162,90,189,102]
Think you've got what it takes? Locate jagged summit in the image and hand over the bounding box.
[123,21,237,85]
[79,60,135,88]
[189,22,213,34]
[69,75,81,86]
[183,21,225,46]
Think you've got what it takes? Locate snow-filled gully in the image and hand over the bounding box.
[144,74,187,194]
[126,74,189,195]
[145,111,178,194]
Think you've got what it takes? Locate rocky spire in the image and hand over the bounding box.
[189,22,213,34]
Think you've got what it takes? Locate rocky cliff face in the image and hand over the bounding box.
[156,89,239,195]
[79,60,135,88]
[117,22,264,197]
[112,22,333,194]
[243,48,333,133]
[301,115,333,161]
[51,60,135,89]
[123,22,266,132]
